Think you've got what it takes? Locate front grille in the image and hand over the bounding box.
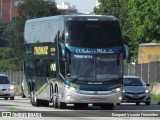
[0,94,10,96]
[2,89,7,91]
[146,96,150,100]
[126,91,144,94]
[125,95,145,100]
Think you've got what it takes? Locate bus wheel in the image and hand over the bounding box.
[31,90,41,106]
[50,85,53,101]
[58,101,66,109]
[41,100,49,107]
[53,93,58,108]
[100,103,114,110]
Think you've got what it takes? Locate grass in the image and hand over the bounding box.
[151,94,160,100]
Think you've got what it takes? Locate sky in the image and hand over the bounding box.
[55,0,97,13]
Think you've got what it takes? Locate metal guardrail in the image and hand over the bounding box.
[1,62,160,85]
[124,62,160,83]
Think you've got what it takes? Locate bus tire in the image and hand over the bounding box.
[21,86,26,98]
[31,90,41,106]
[53,85,58,108]
[50,85,53,101]
[58,102,66,109]
[41,100,49,107]
[53,95,58,108]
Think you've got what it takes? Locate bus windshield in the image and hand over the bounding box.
[65,20,122,48]
[67,53,123,82]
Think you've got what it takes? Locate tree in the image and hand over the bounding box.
[128,0,160,43]
[94,0,121,16]
[94,0,160,58]
[94,0,134,53]
[17,0,60,20]
[1,0,60,71]
[0,20,8,47]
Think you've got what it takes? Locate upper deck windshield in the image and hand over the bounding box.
[65,20,122,48]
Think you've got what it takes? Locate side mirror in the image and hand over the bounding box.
[146,83,150,86]
[123,44,130,63]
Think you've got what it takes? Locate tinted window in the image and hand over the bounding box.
[0,76,10,84]
[24,59,56,78]
[66,20,122,48]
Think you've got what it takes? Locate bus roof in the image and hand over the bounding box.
[25,15,118,24]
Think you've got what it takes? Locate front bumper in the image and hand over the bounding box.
[60,87,123,104]
[0,89,15,98]
[122,93,151,103]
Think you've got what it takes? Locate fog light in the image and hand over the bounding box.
[119,97,122,100]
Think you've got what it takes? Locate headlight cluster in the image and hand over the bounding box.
[116,88,121,92]
[10,85,14,90]
[69,86,76,91]
[145,89,149,93]
[112,87,122,92]
[67,86,79,91]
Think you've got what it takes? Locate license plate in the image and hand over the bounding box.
[91,98,100,101]
[132,95,140,98]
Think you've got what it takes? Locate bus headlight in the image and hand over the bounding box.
[69,87,76,91]
[67,86,78,91]
[112,87,122,92]
[116,88,121,92]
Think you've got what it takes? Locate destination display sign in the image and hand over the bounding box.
[34,46,48,55]
[24,43,56,58]
[66,46,122,54]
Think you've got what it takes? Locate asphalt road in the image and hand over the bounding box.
[0,96,160,120]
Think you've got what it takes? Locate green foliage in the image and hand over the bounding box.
[0,47,15,59]
[94,0,160,58]
[128,0,160,43]
[0,59,17,71]
[17,0,59,20]
[151,94,160,100]
[0,0,59,71]
[0,20,8,47]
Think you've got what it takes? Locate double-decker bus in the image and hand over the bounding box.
[22,15,129,109]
